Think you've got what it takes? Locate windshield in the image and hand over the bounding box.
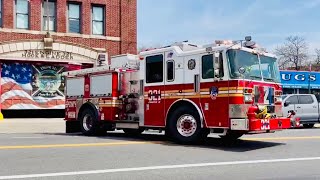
[227,49,281,83]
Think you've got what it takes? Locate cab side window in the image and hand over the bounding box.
[286,95,298,104]
[202,54,214,79]
[167,60,174,82]
[298,95,314,104]
[146,54,163,83]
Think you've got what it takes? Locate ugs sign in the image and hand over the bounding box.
[281,73,316,81]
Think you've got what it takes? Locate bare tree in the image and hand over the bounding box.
[274,36,308,70]
[314,48,320,64]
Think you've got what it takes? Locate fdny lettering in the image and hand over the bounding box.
[66,101,76,108]
[148,90,161,103]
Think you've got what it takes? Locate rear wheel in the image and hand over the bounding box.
[79,108,105,136]
[167,106,206,144]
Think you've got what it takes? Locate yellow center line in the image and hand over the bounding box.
[0,136,318,150]
[0,141,155,150]
[242,136,320,141]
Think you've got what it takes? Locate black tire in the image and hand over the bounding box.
[303,124,315,128]
[123,128,144,136]
[79,108,103,136]
[166,106,205,144]
[220,131,243,141]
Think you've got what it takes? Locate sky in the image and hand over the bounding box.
[137,0,320,55]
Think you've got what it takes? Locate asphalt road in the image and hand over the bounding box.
[0,127,320,179]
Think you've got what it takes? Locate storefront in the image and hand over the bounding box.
[0,39,106,110]
[280,70,320,95]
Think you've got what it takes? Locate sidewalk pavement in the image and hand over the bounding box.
[0,118,65,134]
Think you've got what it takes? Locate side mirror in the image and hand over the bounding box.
[214,52,220,69]
[284,101,290,107]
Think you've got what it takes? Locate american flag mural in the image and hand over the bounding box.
[1,62,66,109]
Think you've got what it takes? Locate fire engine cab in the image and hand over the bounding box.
[62,36,291,144]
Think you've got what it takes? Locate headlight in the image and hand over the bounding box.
[244,94,253,102]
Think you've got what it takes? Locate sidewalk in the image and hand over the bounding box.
[0,118,65,134]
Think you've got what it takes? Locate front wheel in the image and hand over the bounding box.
[167,106,205,144]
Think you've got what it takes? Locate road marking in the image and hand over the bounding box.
[0,141,152,150]
[0,135,318,150]
[242,136,320,141]
[0,157,320,179]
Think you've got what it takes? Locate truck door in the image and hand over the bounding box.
[283,95,300,119]
[144,54,165,126]
[297,95,318,122]
[183,54,200,105]
[163,51,184,125]
[199,52,226,127]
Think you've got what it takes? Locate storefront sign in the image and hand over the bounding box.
[280,70,320,89]
[22,50,74,60]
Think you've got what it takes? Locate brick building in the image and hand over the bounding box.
[0,0,137,112]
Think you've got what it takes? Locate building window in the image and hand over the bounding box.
[16,0,29,29]
[43,0,56,31]
[68,3,80,33]
[146,55,163,83]
[92,5,104,35]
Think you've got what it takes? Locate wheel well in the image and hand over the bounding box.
[166,100,204,127]
[77,103,98,120]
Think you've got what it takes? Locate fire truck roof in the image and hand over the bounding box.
[139,40,274,58]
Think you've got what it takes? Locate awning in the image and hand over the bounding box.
[281,84,320,89]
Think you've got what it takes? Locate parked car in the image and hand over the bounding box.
[282,94,320,128]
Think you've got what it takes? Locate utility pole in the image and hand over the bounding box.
[308,63,311,94]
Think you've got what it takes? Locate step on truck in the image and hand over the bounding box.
[62,36,291,144]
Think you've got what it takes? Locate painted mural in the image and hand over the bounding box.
[1,62,66,109]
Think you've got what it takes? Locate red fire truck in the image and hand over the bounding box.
[62,37,291,144]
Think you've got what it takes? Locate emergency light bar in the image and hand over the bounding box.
[215,40,235,45]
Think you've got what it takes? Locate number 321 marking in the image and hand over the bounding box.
[148,90,161,103]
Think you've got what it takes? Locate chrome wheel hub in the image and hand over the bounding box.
[83,114,93,131]
[176,115,197,137]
